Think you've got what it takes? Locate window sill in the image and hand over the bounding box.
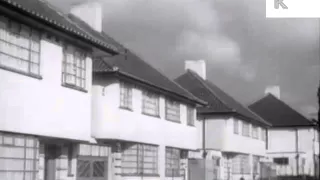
[120,173,160,177]
[62,83,88,93]
[119,106,133,112]
[142,112,160,118]
[166,118,181,124]
[0,65,42,80]
[187,123,195,127]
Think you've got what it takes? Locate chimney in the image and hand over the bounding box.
[185,60,206,80]
[265,85,280,99]
[70,0,103,32]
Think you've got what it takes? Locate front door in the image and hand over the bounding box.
[77,156,108,180]
[44,144,60,180]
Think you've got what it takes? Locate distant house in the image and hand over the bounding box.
[175,60,271,180]
[249,92,319,177]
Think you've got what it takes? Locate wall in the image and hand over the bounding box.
[267,127,319,176]
[91,78,199,150]
[0,37,92,141]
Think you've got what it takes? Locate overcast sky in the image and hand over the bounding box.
[48,0,319,117]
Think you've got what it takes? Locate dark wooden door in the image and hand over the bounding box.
[77,156,108,180]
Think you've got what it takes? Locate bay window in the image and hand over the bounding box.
[187,106,194,126]
[234,119,239,134]
[0,15,41,76]
[242,122,250,137]
[252,125,259,139]
[0,133,39,180]
[120,82,132,110]
[121,143,158,176]
[165,147,181,177]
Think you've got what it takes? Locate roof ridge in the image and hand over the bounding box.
[186,70,233,111]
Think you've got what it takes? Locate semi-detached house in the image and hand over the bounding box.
[0,0,206,180]
[175,60,271,180]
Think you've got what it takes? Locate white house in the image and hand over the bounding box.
[249,91,319,177]
[175,60,271,180]
[0,0,120,180]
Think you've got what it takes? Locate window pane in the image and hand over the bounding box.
[120,82,132,109]
[142,91,159,116]
[165,100,180,122]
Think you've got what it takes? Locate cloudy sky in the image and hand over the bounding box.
[48,0,319,117]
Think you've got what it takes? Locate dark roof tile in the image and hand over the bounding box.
[249,94,315,127]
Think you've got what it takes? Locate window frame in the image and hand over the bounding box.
[0,15,42,79]
[119,81,133,110]
[165,147,181,177]
[0,133,39,180]
[187,106,195,126]
[142,90,160,117]
[165,99,180,123]
[232,154,250,174]
[273,157,289,165]
[62,44,87,92]
[242,122,250,137]
[121,143,159,176]
[252,125,259,139]
[261,128,266,141]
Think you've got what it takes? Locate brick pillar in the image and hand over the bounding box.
[112,142,122,180]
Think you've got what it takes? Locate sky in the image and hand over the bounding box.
[48,0,319,118]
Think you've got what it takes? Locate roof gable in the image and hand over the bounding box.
[1,0,118,54]
[175,70,270,126]
[249,94,315,127]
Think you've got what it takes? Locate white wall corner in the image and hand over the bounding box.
[185,60,207,80]
[70,0,103,32]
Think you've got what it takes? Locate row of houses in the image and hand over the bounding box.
[0,0,318,180]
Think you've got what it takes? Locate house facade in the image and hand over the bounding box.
[249,92,319,177]
[175,60,271,180]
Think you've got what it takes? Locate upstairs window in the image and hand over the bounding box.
[234,119,239,134]
[120,82,132,110]
[252,125,259,139]
[187,106,195,126]
[0,16,41,76]
[273,157,288,165]
[165,147,181,177]
[242,122,250,137]
[142,90,159,116]
[62,45,86,90]
[165,99,180,122]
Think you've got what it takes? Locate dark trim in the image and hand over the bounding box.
[0,65,43,80]
[61,83,88,93]
[165,118,181,124]
[118,173,160,177]
[0,2,118,55]
[141,112,160,119]
[119,106,133,112]
[271,124,317,128]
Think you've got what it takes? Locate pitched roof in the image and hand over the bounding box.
[92,36,206,106]
[248,94,315,127]
[175,70,270,126]
[0,0,118,54]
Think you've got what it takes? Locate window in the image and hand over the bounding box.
[77,144,109,179]
[120,82,132,110]
[62,45,86,90]
[0,16,41,76]
[142,90,159,116]
[234,119,239,134]
[261,128,266,141]
[242,122,250,137]
[273,157,288,165]
[252,125,259,139]
[165,147,181,177]
[253,156,260,174]
[232,154,250,174]
[121,143,158,176]
[187,106,195,126]
[165,99,180,122]
[0,133,39,180]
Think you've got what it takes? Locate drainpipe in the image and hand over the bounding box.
[295,128,299,176]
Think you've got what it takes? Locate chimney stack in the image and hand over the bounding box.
[265,85,280,99]
[185,60,207,80]
[70,0,103,32]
